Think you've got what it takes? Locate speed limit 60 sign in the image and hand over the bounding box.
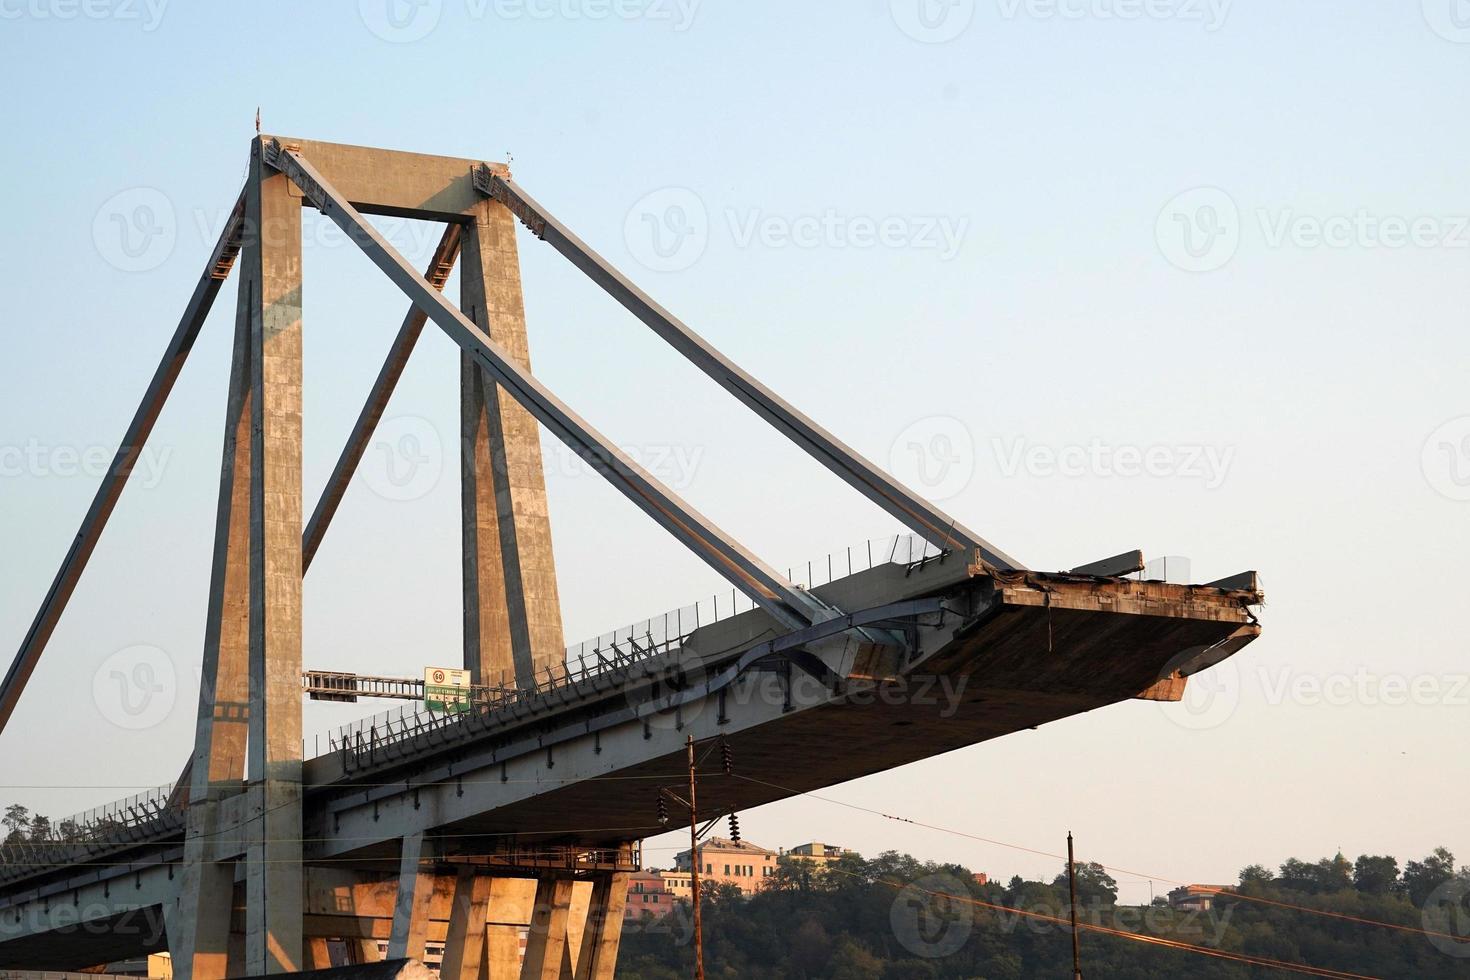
[424,666,471,713]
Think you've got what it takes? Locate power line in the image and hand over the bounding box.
[827,866,1383,980]
[729,772,1466,946]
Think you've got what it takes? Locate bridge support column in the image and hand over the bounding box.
[519,876,573,980]
[173,188,258,980]
[243,137,305,976]
[484,877,534,978]
[304,937,333,970]
[460,195,564,689]
[350,937,382,965]
[440,867,494,980]
[388,833,437,961]
[573,874,629,980]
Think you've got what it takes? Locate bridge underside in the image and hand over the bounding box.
[0,562,1259,973]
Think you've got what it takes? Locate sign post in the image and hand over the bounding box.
[424,666,471,713]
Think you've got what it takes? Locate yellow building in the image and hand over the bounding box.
[784,841,851,865]
[674,836,778,895]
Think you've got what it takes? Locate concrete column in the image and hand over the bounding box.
[460,196,564,689]
[303,937,332,970]
[520,877,574,980]
[440,868,494,980]
[174,275,254,980]
[483,877,535,979]
[243,137,305,975]
[388,834,436,961]
[350,938,381,965]
[574,874,628,980]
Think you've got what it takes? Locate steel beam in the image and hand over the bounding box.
[0,190,246,736]
[272,145,827,631]
[302,224,462,572]
[482,174,1021,571]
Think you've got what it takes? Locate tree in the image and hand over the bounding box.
[1403,847,1456,906]
[1052,861,1118,905]
[1315,853,1353,891]
[1240,863,1275,885]
[2,804,30,846]
[1352,854,1399,895]
[28,814,52,843]
[826,938,883,980]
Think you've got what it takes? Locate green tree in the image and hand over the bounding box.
[2,804,30,846]
[28,814,52,842]
[1239,863,1274,885]
[1352,854,1399,895]
[1052,860,1118,905]
[1403,847,1456,906]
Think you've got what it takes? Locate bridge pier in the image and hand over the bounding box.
[519,876,574,980]
[388,835,437,961]
[570,873,628,980]
[460,193,565,691]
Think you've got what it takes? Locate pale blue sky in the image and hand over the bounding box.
[1,1,1467,903]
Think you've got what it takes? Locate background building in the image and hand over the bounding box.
[784,842,851,865]
[625,870,678,920]
[674,837,778,894]
[1168,884,1232,911]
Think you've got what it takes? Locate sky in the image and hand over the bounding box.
[0,1,1467,908]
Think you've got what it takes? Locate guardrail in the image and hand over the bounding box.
[0,533,952,882]
[0,783,181,883]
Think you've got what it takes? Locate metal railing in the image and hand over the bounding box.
[0,782,181,882]
[1,532,952,881]
[312,533,949,766]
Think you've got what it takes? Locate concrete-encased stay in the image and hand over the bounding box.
[0,137,1263,978]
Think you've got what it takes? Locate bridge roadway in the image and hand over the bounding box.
[0,550,1261,970]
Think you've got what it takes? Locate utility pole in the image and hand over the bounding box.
[688,734,705,980]
[1067,831,1083,979]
